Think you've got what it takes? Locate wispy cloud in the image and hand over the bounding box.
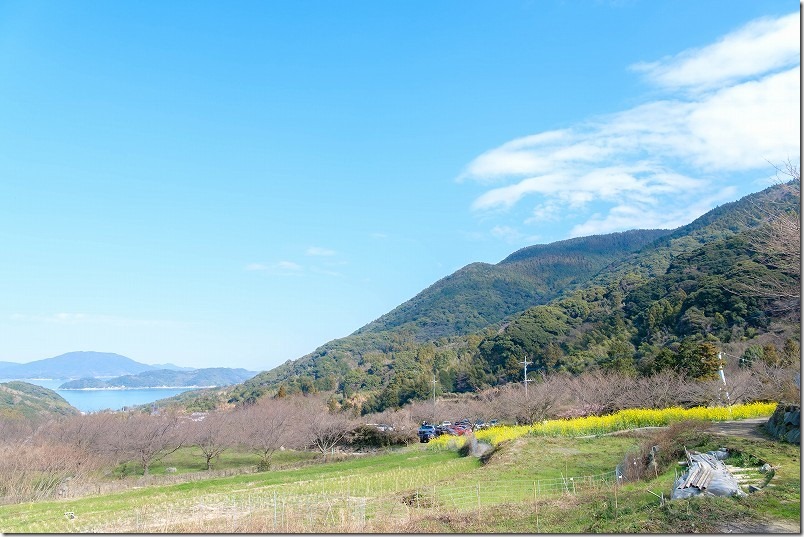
[10,312,186,328]
[631,12,799,91]
[246,251,345,277]
[306,246,336,257]
[245,261,303,274]
[459,12,800,240]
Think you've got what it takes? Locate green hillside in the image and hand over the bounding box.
[171,182,798,412]
[0,381,79,420]
[356,229,671,342]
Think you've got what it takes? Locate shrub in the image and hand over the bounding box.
[618,421,712,481]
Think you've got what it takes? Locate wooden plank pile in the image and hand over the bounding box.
[671,448,745,500]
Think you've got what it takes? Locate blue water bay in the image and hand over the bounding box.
[1,378,193,413]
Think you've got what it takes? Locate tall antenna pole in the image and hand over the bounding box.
[718,352,733,417]
[432,374,437,422]
[520,357,533,397]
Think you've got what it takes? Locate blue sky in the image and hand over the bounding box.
[0,1,799,371]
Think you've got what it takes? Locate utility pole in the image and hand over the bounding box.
[432,374,437,423]
[520,357,533,397]
[717,352,733,417]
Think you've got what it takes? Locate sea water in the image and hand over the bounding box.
[1,378,195,413]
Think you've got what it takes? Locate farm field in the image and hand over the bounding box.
[0,414,798,533]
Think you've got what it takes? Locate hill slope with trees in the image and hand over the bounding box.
[177,180,798,413]
[0,381,79,420]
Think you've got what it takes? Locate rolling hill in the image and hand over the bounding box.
[0,381,79,420]
[159,181,799,412]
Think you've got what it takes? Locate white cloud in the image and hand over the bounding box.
[631,12,799,91]
[10,312,185,328]
[306,246,336,257]
[459,12,800,241]
[569,186,738,237]
[245,261,303,274]
[276,261,303,271]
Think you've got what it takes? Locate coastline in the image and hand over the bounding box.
[58,385,216,391]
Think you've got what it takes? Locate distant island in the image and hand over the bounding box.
[59,367,258,390]
[0,351,204,379]
[0,352,260,390]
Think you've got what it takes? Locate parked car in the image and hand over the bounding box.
[418,424,436,443]
[451,424,472,435]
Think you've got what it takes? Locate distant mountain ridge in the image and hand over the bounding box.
[355,229,671,342]
[59,367,257,389]
[0,352,155,379]
[0,352,256,383]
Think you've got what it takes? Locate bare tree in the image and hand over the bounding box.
[736,161,801,314]
[190,412,237,471]
[749,361,801,404]
[491,376,568,425]
[234,397,301,470]
[44,412,119,454]
[297,397,357,458]
[460,389,504,424]
[107,412,187,476]
[563,371,632,416]
[0,417,35,445]
[615,370,687,409]
[0,439,103,504]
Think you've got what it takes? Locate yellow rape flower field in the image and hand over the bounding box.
[428,402,776,449]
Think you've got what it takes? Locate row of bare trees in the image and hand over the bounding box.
[1,356,796,505]
[0,396,362,504]
[402,364,798,426]
[196,396,357,471]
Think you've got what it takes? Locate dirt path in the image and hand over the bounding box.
[710,417,801,534]
[707,417,773,441]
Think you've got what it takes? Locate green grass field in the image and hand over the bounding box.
[1,415,798,533]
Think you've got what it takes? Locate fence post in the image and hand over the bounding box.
[273,491,277,530]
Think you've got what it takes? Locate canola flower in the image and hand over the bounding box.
[430,402,777,448]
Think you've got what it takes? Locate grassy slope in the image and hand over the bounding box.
[0,381,79,420]
[1,421,798,533]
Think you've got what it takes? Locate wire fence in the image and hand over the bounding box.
[67,471,619,532]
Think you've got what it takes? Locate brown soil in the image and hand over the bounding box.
[707,417,774,441]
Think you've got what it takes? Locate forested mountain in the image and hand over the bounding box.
[355,229,671,342]
[185,182,798,413]
[59,368,257,389]
[0,382,79,420]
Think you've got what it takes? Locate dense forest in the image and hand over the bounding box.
[169,180,799,415]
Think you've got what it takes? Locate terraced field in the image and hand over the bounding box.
[1,415,798,533]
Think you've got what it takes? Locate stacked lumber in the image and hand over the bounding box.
[671,448,745,500]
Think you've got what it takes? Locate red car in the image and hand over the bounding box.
[450,424,472,436]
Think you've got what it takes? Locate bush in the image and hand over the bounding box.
[345,425,415,449]
[618,421,712,481]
